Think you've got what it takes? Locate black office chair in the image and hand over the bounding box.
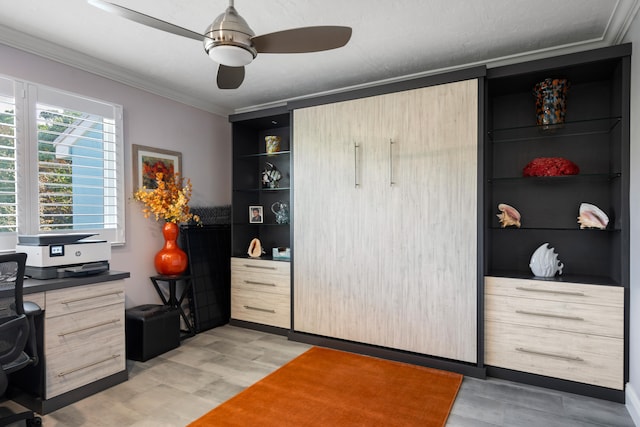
[0,253,42,427]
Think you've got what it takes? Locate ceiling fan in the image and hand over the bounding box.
[87,0,352,89]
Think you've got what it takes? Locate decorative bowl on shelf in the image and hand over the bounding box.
[522,157,579,177]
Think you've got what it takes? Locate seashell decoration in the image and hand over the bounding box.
[247,238,264,258]
[577,203,609,230]
[496,203,521,228]
[529,243,564,278]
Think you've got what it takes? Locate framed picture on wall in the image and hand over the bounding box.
[249,206,263,223]
[132,144,182,189]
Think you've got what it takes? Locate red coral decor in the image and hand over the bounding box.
[523,157,580,177]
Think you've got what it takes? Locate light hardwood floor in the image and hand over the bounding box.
[0,324,635,426]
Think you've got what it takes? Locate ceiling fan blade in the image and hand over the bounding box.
[217,65,245,89]
[87,0,203,41]
[252,26,352,54]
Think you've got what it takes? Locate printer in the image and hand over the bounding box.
[16,233,110,279]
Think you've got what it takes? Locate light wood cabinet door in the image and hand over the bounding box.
[293,79,478,362]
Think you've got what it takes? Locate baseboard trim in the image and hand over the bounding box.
[288,330,486,378]
[626,382,640,426]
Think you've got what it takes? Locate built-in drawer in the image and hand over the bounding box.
[484,276,624,390]
[45,280,125,318]
[485,276,623,307]
[231,259,290,296]
[44,302,125,398]
[231,287,290,329]
[485,320,623,390]
[485,293,623,338]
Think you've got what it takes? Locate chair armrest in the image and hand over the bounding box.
[23,301,42,317]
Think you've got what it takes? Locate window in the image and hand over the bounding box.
[0,75,125,251]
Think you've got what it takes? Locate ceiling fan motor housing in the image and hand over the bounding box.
[203,5,257,66]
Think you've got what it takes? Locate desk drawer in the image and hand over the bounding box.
[45,281,125,318]
[485,320,623,390]
[45,303,125,398]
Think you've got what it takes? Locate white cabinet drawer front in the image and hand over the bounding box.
[485,277,623,307]
[485,321,623,390]
[45,281,125,318]
[485,294,623,338]
[231,288,290,329]
[231,257,290,276]
[231,269,289,295]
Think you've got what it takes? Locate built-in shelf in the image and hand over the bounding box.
[489,173,621,183]
[236,150,291,159]
[488,117,621,143]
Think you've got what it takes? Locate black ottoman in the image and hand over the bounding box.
[125,304,180,362]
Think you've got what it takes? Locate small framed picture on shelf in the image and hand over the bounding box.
[249,206,263,223]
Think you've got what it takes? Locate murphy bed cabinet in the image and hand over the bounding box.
[229,107,291,333]
[484,44,630,401]
[292,75,481,367]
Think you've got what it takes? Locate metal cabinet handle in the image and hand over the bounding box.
[61,291,123,304]
[354,142,360,188]
[515,287,585,297]
[57,354,121,377]
[58,318,120,337]
[389,139,396,187]
[243,264,276,270]
[515,310,584,321]
[244,280,276,287]
[244,305,276,314]
[516,347,584,362]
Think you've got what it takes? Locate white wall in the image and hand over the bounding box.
[0,43,232,308]
[624,13,640,425]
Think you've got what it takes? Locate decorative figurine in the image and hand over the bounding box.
[529,243,564,277]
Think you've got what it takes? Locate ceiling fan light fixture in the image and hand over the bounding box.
[207,45,254,67]
[203,3,257,67]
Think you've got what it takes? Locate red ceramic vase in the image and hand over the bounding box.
[154,222,188,275]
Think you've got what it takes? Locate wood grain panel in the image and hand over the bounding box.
[485,320,623,389]
[485,276,624,307]
[45,302,125,398]
[485,293,623,338]
[231,258,290,295]
[293,80,478,362]
[231,288,290,328]
[45,280,125,318]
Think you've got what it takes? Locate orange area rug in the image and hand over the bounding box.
[189,346,463,427]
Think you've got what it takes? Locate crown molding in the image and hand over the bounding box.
[0,24,232,117]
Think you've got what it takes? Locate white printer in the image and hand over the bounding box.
[16,233,110,279]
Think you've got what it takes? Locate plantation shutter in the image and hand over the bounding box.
[28,84,125,244]
[0,77,17,249]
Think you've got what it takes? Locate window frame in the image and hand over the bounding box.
[0,75,125,251]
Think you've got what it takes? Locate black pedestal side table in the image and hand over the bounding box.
[149,274,195,339]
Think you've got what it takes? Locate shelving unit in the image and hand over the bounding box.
[229,108,291,260]
[485,46,630,286]
[228,107,292,333]
[483,44,631,401]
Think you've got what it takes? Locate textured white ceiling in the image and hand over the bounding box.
[0,0,638,115]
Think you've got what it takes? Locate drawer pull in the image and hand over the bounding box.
[61,291,123,304]
[516,347,584,362]
[515,287,585,297]
[57,354,121,377]
[244,305,276,314]
[243,264,277,270]
[244,280,276,287]
[58,319,120,337]
[515,310,584,321]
